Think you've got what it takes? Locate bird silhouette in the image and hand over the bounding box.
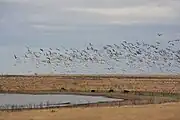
[157,33,163,36]
[14,55,17,59]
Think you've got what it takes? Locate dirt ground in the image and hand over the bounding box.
[1,102,180,120]
[0,75,180,93]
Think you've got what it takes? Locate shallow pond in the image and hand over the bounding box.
[0,94,123,109]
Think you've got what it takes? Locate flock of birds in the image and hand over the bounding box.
[13,35,180,74]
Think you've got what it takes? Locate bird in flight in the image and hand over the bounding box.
[157,33,163,36]
[40,48,43,52]
[14,55,17,59]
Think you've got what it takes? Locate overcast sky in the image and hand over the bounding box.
[0,0,180,74]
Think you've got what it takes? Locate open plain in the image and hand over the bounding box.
[1,74,180,93]
[0,74,180,120]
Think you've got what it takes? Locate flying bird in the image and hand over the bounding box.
[157,33,163,36]
[40,48,43,52]
[14,55,17,59]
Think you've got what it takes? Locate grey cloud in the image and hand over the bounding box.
[1,0,180,26]
[1,0,180,38]
[1,0,179,8]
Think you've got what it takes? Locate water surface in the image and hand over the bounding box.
[0,94,122,109]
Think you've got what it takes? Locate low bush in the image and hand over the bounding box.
[108,89,114,92]
[91,89,96,92]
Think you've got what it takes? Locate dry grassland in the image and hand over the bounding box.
[0,102,180,120]
[0,75,180,93]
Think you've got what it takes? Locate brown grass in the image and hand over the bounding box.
[0,75,180,93]
[0,102,180,120]
[1,75,180,120]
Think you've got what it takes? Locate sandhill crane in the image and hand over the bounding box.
[13,38,180,74]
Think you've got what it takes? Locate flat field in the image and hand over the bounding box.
[0,74,180,93]
[1,75,180,120]
[1,102,180,120]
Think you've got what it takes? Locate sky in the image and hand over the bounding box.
[0,0,180,74]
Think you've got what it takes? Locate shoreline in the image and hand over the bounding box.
[0,91,179,112]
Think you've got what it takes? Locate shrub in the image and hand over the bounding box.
[123,89,130,93]
[60,87,67,91]
[108,89,114,92]
[91,89,96,92]
[50,110,56,112]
